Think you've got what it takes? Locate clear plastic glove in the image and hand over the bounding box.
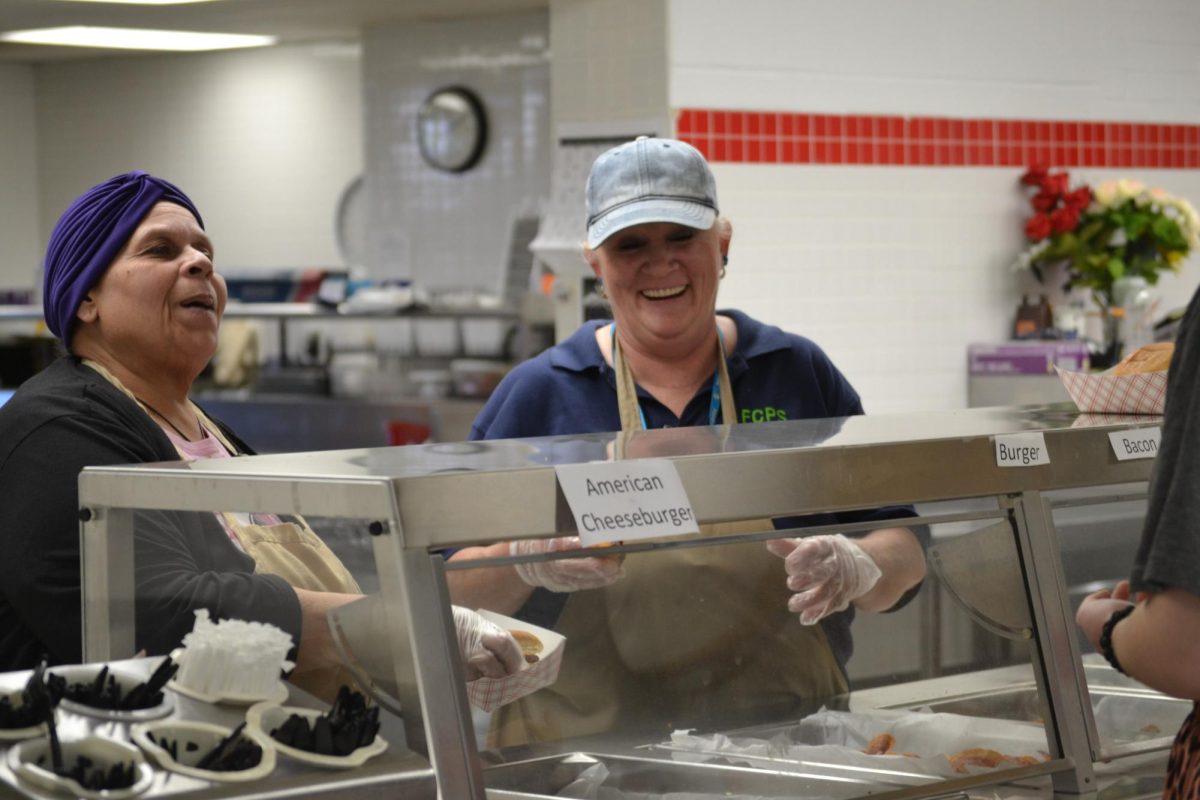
[453,606,524,681]
[509,536,625,592]
[766,534,882,625]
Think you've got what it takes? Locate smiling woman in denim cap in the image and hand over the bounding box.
[0,171,524,693]
[451,137,930,746]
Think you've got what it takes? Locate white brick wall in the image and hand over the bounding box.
[1,1,1198,410]
[667,0,1200,412]
[361,13,551,293]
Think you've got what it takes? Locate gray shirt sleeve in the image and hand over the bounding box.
[1131,288,1200,597]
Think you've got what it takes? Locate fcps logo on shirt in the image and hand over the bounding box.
[741,406,788,423]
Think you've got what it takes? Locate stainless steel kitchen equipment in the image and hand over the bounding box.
[69,405,1179,799]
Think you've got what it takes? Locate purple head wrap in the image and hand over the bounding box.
[42,171,204,342]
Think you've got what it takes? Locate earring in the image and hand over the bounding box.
[596,281,607,299]
[720,255,728,280]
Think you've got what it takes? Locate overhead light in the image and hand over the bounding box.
[0,26,276,51]
[51,1,228,4]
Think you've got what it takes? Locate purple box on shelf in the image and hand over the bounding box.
[969,341,1090,376]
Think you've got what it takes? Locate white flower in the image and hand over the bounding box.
[1174,198,1200,247]
[1179,197,1200,227]
[1117,178,1145,200]
[1157,195,1200,249]
[1093,180,1118,208]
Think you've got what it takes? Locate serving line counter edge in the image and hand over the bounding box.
[73,405,1166,800]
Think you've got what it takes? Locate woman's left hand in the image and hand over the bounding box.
[766,534,882,625]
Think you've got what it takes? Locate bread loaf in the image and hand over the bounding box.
[1111,342,1174,375]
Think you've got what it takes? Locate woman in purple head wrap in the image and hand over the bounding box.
[0,172,523,693]
[42,170,204,345]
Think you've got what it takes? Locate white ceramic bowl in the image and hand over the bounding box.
[48,663,173,722]
[245,702,387,770]
[131,719,276,783]
[7,735,154,799]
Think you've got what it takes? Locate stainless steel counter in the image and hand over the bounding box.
[72,405,1169,799]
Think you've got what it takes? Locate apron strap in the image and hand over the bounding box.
[82,358,238,458]
[611,322,736,433]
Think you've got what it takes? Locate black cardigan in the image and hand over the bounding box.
[0,357,301,670]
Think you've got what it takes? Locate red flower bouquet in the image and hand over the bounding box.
[1014,166,1199,308]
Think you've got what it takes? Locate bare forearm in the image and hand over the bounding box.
[1113,589,1200,700]
[445,542,535,615]
[293,588,362,674]
[852,527,926,613]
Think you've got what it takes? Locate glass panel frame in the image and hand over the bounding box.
[76,407,1164,799]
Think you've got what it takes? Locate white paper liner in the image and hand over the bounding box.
[1055,366,1167,415]
[466,611,565,713]
[664,707,1051,779]
[1092,694,1190,745]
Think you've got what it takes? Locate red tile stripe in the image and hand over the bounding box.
[675,109,1200,168]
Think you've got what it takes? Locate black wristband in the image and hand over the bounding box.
[1098,604,1135,674]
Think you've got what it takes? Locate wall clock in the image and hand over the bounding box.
[416,86,487,173]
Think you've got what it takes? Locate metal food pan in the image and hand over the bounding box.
[484,751,892,799]
[894,684,1188,749]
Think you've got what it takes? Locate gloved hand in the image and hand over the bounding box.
[509,536,625,592]
[453,606,525,681]
[766,534,882,625]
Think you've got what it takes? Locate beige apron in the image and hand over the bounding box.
[214,509,361,702]
[86,361,361,701]
[489,329,847,747]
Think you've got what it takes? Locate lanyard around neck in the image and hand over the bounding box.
[610,323,728,430]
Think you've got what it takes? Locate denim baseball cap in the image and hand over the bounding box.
[585,137,718,249]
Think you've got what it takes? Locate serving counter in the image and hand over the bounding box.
[50,405,1181,800]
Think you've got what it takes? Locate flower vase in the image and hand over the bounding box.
[1093,277,1154,370]
[1093,306,1123,371]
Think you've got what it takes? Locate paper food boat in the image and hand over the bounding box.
[466,610,565,713]
[1055,365,1167,415]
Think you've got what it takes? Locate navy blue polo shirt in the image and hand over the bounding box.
[472,309,864,438]
[467,309,923,675]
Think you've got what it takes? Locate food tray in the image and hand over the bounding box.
[653,707,1052,781]
[485,751,893,799]
[466,611,566,713]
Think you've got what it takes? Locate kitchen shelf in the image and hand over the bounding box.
[0,302,519,321]
[1,301,530,363]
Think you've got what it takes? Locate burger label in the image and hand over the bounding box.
[994,432,1051,468]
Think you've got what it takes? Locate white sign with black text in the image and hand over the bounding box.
[1108,427,1162,461]
[994,432,1051,468]
[555,459,700,546]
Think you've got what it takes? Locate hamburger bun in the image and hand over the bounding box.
[1111,342,1174,376]
[509,629,543,663]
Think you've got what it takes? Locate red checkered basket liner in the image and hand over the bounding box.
[1055,365,1167,415]
[466,610,565,712]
